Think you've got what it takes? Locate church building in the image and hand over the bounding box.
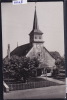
[10,5,55,76]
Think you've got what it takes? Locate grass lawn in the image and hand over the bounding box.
[4,74,65,85]
[4,77,48,84]
[52,73,65,81]
[27,77,47,82]
[4,77,60,86]
[53,77,65,81]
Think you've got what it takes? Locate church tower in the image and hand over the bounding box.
[29,4,44,48]
[29,4,44,60]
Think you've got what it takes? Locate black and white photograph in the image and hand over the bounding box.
[1,1,66,99]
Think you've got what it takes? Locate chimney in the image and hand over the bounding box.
[7,44,10,60]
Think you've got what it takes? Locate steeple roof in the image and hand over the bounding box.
[33,5,39,30]
[29,4,43,35]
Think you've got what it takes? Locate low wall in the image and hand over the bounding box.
[8,81,60,91]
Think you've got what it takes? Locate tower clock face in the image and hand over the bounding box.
[37,44,40,48]
[36,44,41,52]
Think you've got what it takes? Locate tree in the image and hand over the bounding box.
[3,55,39,82]
[55,57,65,69]
[28,57,39,77]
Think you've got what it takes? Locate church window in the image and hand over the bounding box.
[35,36,37,39]
[39,36,41,39]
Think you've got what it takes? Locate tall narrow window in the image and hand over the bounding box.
[35,36,37,39]
[39,36,41,39]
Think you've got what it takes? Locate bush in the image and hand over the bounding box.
[52,67,59,77]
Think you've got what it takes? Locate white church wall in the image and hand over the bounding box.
[26,47,36,58]
[26,45,55,68]
[43,48,55,68]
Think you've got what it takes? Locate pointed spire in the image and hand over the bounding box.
[29,2,44,44]
[33,3,39,30]
[17,42,18,47]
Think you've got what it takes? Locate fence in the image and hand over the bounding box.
[8,81,60,91]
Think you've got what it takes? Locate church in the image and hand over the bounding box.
[9,5,55,76]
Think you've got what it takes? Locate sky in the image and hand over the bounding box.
[1,2,64,58]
